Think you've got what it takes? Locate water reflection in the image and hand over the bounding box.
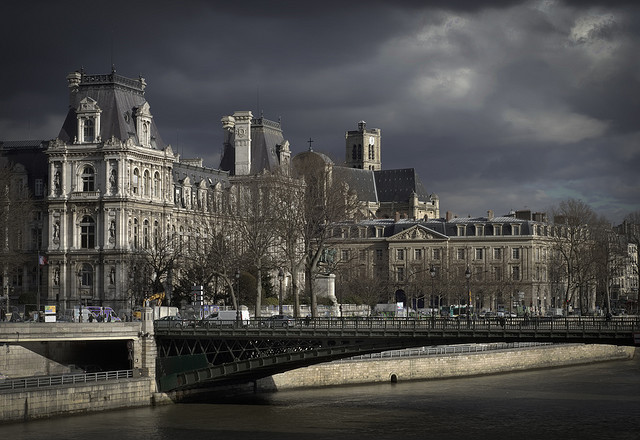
[4,357,640,440]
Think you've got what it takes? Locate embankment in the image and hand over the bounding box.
[255,344,636,391]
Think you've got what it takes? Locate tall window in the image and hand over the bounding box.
[153,220,159,247]
[494,248,502,259]
[512,248,520,259]
[143,170,151,196]
[397,267,405,282]
[133,218,139,249]
[132,168,140,194]
[475,248,484,260]
[81,166,95,191]
[35,178,44,196]
[433,248,441,260]
[511,266,520,280]
[143,219,150,249]
[153,172,161,198]
[457,248,465,260]
[396,249,405,261]
[83,118,95,142]
[414,249,422,260]
[80,263,93,287]
[80,215,95,248]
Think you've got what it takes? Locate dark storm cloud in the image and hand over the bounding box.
[1,0,638,223]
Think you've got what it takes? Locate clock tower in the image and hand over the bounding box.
[345,121,381,170]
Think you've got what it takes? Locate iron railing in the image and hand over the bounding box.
[155,316,640,333]
[0,369,135,392]
[338,342,553,362]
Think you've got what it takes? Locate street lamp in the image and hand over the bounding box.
[465,266,471,320]
[430,265,436,316]
[235,269,240,325]
[278,268,284,315]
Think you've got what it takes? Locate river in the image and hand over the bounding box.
[2,357,640,440]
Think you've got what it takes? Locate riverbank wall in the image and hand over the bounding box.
[254,344,636,391]
[0,377,154,423]
[1,344,635,423]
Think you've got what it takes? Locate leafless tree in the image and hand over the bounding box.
[550,198,605,314]
[292,155,361,317]
[0,159,35,306]
[231,176,281,317]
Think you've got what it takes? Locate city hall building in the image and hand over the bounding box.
[1,68,635,316]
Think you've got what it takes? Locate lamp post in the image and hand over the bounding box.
[465,266,471,321]
[278,268,284,315]
[235,269,240,325]
[430,265,436,316]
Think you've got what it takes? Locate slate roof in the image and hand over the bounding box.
[57,70,166,149]
[249,117,283,174]
[332,166,378,202]
[333,216,540,238]
[219,116,285,175]
[373,168,430,202]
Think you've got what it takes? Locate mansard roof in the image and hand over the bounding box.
[58,69,166,148]
[373,168,430,202]
[332,166,378,202]
[333,215,542,239]
[249,116,284,174]
[219,115,287,175]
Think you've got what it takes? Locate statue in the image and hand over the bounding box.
[109,168,117,192]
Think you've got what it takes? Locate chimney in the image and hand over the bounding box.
[487,210,494,220]
[395,211,400,222]
[446,211,453,221]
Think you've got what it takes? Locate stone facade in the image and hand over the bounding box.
[256,344,635,391]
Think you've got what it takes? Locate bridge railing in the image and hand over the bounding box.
[0,370,135,392]
[155,316,640,333]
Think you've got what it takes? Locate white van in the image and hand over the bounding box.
[202,309,249,327]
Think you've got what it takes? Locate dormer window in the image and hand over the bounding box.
[83,118,95,141]
[134,102,153,147]
[76,97,101,143]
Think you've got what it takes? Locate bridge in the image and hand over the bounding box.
[154,316,640,392]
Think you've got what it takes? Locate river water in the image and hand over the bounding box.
[3,357,640,440]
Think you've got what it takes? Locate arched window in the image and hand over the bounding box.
[153,172,161,198]
[143,219,150,249]
[153,220,159,247]
[357,144,362,160]
[132,168,140,194]
[81,166,95,192]
[80,215,95,248]
[133,218,139,249]
[80,263,93,287]
[143,170,151,196]
[83,118,95,142]
[352,145,357,160]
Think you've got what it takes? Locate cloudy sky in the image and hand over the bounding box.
[1,0,638,223]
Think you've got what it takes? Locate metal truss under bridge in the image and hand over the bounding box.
[153,316,640,392]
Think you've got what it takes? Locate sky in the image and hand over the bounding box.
[1,0,639,224]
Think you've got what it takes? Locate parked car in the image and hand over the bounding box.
[262,314,296,328]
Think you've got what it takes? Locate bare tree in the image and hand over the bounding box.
[271,175,306,317]
[0,159,35,308]
[550,198,603,314]
[292,155,361,317]
[231,175,281,317]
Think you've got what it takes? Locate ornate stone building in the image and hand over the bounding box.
[325,211,557,315]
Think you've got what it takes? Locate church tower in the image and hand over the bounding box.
[345,121,381,170]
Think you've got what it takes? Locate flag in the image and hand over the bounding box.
[39,255,47,266]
